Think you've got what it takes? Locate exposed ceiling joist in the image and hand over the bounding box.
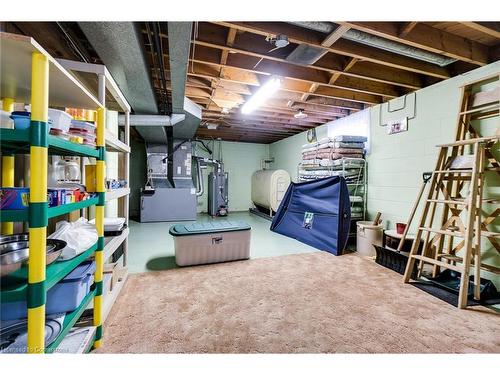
[212,21,451,78]
[461,22,500,40]
[399,22,418,38]
[322,25,351,47]
[175,26,426,90]
[165,61,383,105]
[185,47,402,98]
[341,21,490,66]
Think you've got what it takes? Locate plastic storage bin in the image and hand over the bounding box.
[0,187,30,209]
[45,260,95,314]
[170,221,251,266]
[10,111,30,129]
[70,120,96,133]
[0,261,95,320]
[356,221,383,257]
[48,108,72,133]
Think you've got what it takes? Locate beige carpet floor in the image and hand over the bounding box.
[97,252,500,353]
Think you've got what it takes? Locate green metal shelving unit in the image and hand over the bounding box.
[45,289,96,353]
[0,128,100,158]
[0,197,99,223]
[0,31,105,354]
[1,244,98,303]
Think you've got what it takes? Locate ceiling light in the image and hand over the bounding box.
[221,107,230,114]
[241,76,282,114]
[294,109,308,119]
[206,123,218,130]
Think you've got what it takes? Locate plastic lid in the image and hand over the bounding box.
[356,221,383,229]
[169,220,251,236]
[60,260,96,283]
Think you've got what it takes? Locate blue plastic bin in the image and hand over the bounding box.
[9,111,53,130]
[10,111,31,130]
[0,261,95,320]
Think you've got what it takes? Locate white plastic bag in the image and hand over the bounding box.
[48,217,98,260]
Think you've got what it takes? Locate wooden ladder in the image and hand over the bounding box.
[403,75,500,309]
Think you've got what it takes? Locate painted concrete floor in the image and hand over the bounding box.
[126,211,319,274]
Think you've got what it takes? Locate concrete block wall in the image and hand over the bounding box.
[269,61,500,285]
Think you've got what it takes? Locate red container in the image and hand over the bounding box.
[396,222,407,235]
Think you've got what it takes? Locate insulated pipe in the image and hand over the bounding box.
[27,52,49,354]
[195,158,204,197]
[193,156,223,196]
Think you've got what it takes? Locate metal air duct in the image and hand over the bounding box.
[78,22,158,114]
[288,21,457,67]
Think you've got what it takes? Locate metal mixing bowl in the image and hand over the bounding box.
[0,234,66,277]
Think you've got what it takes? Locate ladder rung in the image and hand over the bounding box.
[439,255,500,275]
[459,103,500,115]
[434,169,472,173]
[419,227,499,238]
[430,197,500,205]
[437,136,500,147]
[419,227,464,237]
[426,199,469,206]
[482,198,500,204]
[438,254,461,260]
[411,255,463,272]
[482,231,500,238]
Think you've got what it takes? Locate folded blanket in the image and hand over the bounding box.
[333,141,365,149]
[302,141,319,149]
[334,135,367,143]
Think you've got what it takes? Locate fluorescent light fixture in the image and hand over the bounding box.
[241,76,281,114]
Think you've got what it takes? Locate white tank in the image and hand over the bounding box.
[251,169,291,212]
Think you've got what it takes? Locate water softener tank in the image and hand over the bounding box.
[251,169,291,212]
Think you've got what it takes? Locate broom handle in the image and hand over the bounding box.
[396,172,432,252]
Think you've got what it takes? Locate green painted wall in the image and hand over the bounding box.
[269,123,329,182]
[194,140,270,213]
[367,62,500,285]
[269,61,500,285]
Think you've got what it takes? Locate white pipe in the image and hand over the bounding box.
[117,114,185,126]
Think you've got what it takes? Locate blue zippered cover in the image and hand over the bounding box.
[270,176,351,256]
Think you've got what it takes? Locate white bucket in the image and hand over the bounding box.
[356,221,383,257]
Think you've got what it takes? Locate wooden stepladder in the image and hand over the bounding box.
[403,74,500,309]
